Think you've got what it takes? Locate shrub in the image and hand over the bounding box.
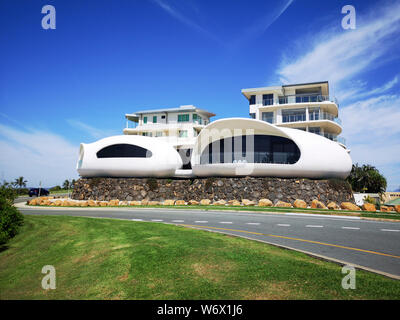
[0,187,24,245]
[364,195,376,205]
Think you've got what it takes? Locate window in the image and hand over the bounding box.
[143,116,147,124]
[142,132,152,137]
[262,112,274,124]
[249,95,256,105]
[179,130,188,138]
[262,94,273,106]
[279,96,288,104]
[161,115,166,119]
[249,113,256,119]
[97,144,152,158]
[282,109,306,123]
[153,116,157,123]
[200,135,300,165]
[308,127,321,135]
[178,114,189,122]
[156,131,163,137]
[309,107,320,121]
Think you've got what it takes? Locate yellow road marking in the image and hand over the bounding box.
[181,224,400,259]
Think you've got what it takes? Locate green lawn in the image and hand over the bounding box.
[0,215,399,300]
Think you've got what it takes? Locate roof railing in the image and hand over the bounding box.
[261,94,337,106]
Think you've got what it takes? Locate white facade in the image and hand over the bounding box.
[191,118,352,179]
[77,135,182,178]
[77,81,352,179]
[242,82,347,148]
[123,105,215,149]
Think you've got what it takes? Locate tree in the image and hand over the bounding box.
[346,163,387,193]
[14,177,27,189]
[62,180,70,190]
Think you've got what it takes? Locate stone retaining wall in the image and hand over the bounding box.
[71,177,355,204]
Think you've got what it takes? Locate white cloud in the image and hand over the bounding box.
[151,0,294,47]
[277,1,400,100]
[275,1,400,191]
[0,124,79,187]
[67,119,119,140]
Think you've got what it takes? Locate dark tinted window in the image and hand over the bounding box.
[97,144,152,158]
[249,95,256,105]
[200,135,300,165]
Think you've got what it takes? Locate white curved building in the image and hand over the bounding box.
[77,135,182,178]
[77,81,352,179]
[191,118,352,179]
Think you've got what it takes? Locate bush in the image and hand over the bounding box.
[0,187,24,245]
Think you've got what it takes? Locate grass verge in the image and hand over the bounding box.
[0,215,399,300]
[26,203,400,221]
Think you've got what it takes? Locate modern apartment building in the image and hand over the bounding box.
[123,105,215,148]
[241,81,346,148]
[76,81,352,179]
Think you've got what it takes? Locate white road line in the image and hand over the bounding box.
[342,226,360,230]
[195,221,208,223]
[151,219,163,222]
[172,220,184,223]
[381,229,400,232]
[246,222,260,225]
[277,224,290,227]
[220,221,233,224]
[306,225,324,228]
[131,219,143,221]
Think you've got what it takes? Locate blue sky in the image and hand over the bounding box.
[0,0,399,190]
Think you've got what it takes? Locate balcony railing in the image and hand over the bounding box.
[320,132,346,145]
[309,111,341,125]
[261,95,337,106]
[282,114,306,123]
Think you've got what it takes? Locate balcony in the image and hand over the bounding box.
[320,132,346,145]
[309,111,342,125]
[262,94,337,106]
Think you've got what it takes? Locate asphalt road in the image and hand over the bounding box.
[18,205,400,279]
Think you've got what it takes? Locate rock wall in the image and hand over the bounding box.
[71,177,355,204]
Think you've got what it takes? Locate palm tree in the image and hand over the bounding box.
[14,176,27,189]
[62,180,70,190]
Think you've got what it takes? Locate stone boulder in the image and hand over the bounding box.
[148,201,160,206]
[362,203,376,212]
[80,201,88,207]
[395,205,400,213]
[242,199,256,206]
[175,200,186,205]
[213,200,227,205]
[340,202,361,211]
[200,199,211,205]
[258,199,273,207]
[293,199,307,208]
[99,201,108,207]
[228,200,241,206]
[163,199,175,206]
[87,200,97,207]
[274,200,292,208]
[54,200,62,206]
[29,198,38,205]
[141,199,149,206]
[327,202,340,210]
[311,199,327,209]
[380,206,392,212]
[108,199,119,206]
[189,200,199,205]
[130,200,142,206]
